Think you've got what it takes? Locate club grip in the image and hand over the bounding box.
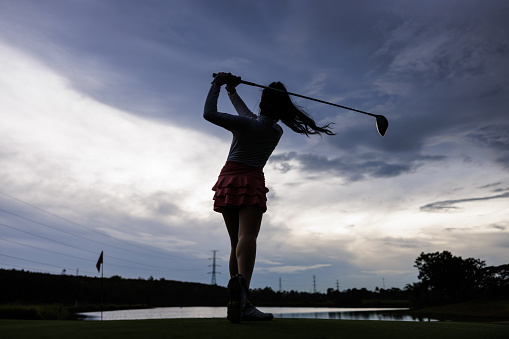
[211,73,243,85]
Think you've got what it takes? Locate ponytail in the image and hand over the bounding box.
[260,82,335,137]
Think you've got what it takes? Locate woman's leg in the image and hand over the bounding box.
[221,206,240,278]
[223,205,272,322]
[221,205,263,288]
[236,206,263,287]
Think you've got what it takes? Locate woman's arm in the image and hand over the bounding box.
[228,91,257,119]
[203,82,251,132]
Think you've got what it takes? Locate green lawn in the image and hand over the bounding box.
[1,318,508,339]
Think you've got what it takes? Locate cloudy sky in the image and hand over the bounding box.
[1,0,508,293]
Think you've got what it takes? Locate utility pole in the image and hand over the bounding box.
[313,275,317,293]
[208,250,220,285]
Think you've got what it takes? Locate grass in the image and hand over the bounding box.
[1,318,508,339]
[0,304,73,320]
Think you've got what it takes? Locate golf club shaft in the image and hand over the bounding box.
[240,79,378,118]
[212,73,377,118]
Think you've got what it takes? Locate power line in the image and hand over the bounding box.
[0,190,197,261]
[1,221,98,255]
[0,222,171,271]
[0,253,70,270]
[0,237,95,263]
[0,190,210,282]
[0,207,176,261]
[0,261,73,275]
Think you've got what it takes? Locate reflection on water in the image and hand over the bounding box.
[80,306,436,322]
[274,310,433,321]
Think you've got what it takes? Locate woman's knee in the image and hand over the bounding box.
[238,232,258,245]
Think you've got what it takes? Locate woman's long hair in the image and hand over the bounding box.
[260,82,335,136]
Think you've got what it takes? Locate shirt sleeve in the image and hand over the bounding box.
[203,83,252,132]
[228,91,257,119]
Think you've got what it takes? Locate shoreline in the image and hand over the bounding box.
[2,300,508,322]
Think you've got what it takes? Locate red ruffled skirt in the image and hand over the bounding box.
[212,161,268,213]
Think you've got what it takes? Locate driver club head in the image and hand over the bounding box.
[375,115,389,136]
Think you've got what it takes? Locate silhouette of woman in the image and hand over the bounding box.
[204,72,334,323]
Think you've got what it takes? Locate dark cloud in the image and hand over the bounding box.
[490,224,506,231]
[477,182,509,194]
[478,182,502,189]
[372,163,410,178]
[468,125,509,168]
[320,0,509,166]
[140,191,182,217]
[382,237,431,249]
[420,192,509,212]
[497,154,509,169]
[269,151,436,182]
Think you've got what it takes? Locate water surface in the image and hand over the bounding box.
[80,306,435,322]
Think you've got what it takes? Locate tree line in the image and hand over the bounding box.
[0,270,227,308]
[250,251,508,307]
[1,251,507,311]
[0,268,409,309]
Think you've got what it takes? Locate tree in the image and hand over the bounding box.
[482,264,509,296]
[414,251,485,302]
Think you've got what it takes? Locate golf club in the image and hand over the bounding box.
[212,73,389,136]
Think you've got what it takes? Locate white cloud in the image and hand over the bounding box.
[261,264,332,274]
[362,269,412,276]
[0,40,226,238]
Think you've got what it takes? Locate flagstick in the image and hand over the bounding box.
[96,251,104,322]
[101,260,104,322]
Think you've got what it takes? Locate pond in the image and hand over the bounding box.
[80,306,436,322]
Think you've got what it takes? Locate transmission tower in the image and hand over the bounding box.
[279,277,282,292]
[208,250,221,285]
[313,275,317,293]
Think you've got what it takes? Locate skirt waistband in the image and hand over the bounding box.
[218,161,264,178]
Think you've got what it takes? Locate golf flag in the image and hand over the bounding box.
[96,251,103,273]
